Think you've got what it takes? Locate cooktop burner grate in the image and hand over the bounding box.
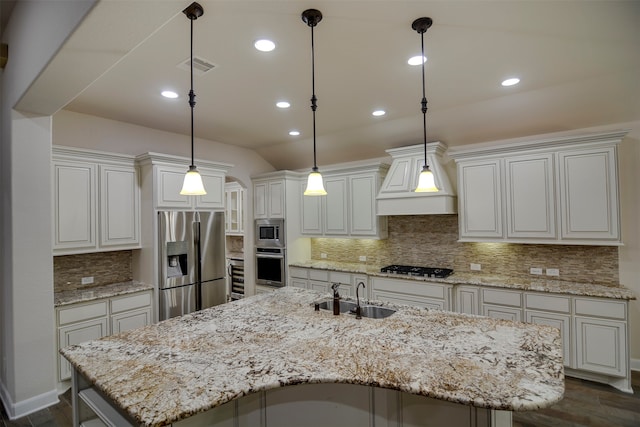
[380,264,454,279]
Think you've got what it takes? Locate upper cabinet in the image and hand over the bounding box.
[52,146,141,255]
[254,178,286,219]
[135,153,231,211]
[449,130,628,245]
[225,182,244,235]
[300,162,389,239]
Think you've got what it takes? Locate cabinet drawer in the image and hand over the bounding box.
[111,292,152,314]
[481,288,521,307]
[58,301,108,326]
[329,271,351,285]
[574,298,626,320]
[309,269,329,281]
[525,293,570,313]
[372,277,447,300]
[289,267,308,279]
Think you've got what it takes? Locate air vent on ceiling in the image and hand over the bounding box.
[178,56,216,76]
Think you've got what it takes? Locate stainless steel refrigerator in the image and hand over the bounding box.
[158,211,226,320]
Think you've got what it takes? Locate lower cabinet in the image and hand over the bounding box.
[370,277,452,311]
[288,267,367,299]
[56,290,153,382]
[454,285,480,315]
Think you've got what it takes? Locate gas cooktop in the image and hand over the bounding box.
[380,264,454,279]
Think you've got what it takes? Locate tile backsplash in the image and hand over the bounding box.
[311,215,619,286]
[54,250,133,292]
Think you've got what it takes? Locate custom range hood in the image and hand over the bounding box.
[376,142,456,215]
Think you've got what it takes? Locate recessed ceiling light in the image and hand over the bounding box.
[276,101,291,109]
[501,78,520,87]
[161,90,179,99]
[254,39,276,52]
[408,55,427,66]
[372,110,386,117]
[289,130,300,136]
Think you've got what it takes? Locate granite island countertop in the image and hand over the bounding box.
[289,260,636,300]
[54,281,154,307]
[61,287,564,427]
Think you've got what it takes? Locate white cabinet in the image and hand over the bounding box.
[457,159,503,239]
[505,153,556,239]
[56,290,153,382]
[300,163,388,238]
[573,297,627,378]
[254,178,285,219]
[480,288,522,322]
[558,146,619,241]
[224,182,244,235]
[290,267,361,297]
[154,164,226,210]
[450,130,626,245]
[455,285,479,315]
[52,147,140,255]
[370,277,452,311]
[524,293,571,367]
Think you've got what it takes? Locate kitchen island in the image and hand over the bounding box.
[61,287,564,427]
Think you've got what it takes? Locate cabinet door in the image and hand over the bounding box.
[505,154,556,239]
[225,187,244,235]
[290,278,308,289]
[156,166,193,209]
[253,182,268,218]
[268,180,285,218]
[324,177,348,235]
[525,310,571,367]
[196,169,225,209]
[458,159,503,239]
[455,285,479,315]
[558,147,619,241]
[53,160,97,252]
[575,316,626,377]
[100,164,140,248]
[301,181,323,235]
[349,174,378,236]
[372,289,445,310]
[58,318,108,381]
[111,308,151,334]
[310,281,329,293]
[482,304,522,322]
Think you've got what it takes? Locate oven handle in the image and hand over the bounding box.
[255,253,284,259]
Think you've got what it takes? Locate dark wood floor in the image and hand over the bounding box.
[2,372,639,426]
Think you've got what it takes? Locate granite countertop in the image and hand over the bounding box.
[289,260,636,300]
[54,281,154,307]
[61,287,564,427]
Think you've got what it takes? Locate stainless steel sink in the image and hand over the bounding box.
[316,300,358,313]
[357,305,396,319]
[316,300,396,319]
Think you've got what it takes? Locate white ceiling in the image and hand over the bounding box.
[58,1,640,170]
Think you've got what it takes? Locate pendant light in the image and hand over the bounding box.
[180,2,207,196]
[412,17,439,193]
[302,9,327,196]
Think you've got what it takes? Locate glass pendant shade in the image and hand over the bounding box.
[180,165,207,195]
[304,170,327,196]
[415,165,438,192]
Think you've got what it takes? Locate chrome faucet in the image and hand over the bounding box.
[355,281,366,319]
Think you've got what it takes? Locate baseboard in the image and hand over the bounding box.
[631,357,640,372]
[0,380,59,420]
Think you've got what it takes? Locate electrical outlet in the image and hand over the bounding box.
[359,255,367,262]
[320,253,327,259]
[81,276,94,285]
[530,267,543,275]
[546,268,560,277]
[470,263,481,271]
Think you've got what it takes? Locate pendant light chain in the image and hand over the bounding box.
[420,29,428,169]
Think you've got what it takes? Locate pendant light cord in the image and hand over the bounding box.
[420,30,428,169]
[189,15,196,168]
[310,23,318,172]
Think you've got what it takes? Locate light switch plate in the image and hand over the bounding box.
[470,263,481,271]
[530,267,543,275]
[359,255,367,262]
[81,276,94,285]
[320,253,327,259]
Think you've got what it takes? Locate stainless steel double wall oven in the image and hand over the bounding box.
[255,219,285,287]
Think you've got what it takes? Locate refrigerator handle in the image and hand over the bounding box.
[194,220,202,311]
